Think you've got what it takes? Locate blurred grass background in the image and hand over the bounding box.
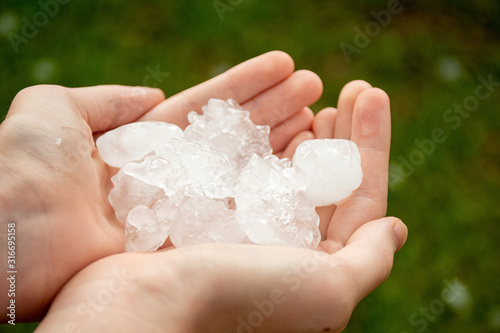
[0,0,499,332]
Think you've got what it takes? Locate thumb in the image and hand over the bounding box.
[333,217,408,304]
[69,85,165,133]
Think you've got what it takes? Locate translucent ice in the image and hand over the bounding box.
[169,196,247,248]
[153,139,237,198]
[293,139,363,206]
[120,141,236,200]
[184,99,272,170]
[108,169,163,222]
[96,121,183,168]
[97,99,363,252]
[235,154,320,249]
[125,205,172,252]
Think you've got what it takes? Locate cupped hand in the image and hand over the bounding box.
[280,80,394,252]
[36,81,408,333]
[36,221,406,333]
[0,51,322,321]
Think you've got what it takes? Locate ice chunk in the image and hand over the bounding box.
[235,154,320,249]
[293,139,363,206]
[154,139,237,198]
[108,169,163,222]
[96,121,183,168]
[97,99,363,252]
[184,99,272,170]
[122,155,171,189]
[125,205,172,252]
[169,196,247,248]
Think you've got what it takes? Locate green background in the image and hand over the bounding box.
[0,0,499,332]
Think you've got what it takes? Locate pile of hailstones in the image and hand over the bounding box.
[96,99,363,251]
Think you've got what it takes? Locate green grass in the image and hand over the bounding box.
[1,1,499,332]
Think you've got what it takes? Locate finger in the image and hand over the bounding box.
[325,88,391,251]
[317,205,336,240]
[139,51,295,127]
[269,107,314,152]
[334,80,372,139]
[312,107,337,139]
[69,85,165,133]
[245,70,323,128]
[276,130,315,159]
[331,217,407,304]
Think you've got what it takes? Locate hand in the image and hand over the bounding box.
[36,227,406,333]
[280,80,394,249]
[315,80,394,251]
[0,51,323,321]
[35,82,408,332]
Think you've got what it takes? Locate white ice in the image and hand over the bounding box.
[125,205,172,252]
[96,121,183,168]
[97,98,363,252]
[184,99,272,170]
[293,139,363,206]
[235,154,321,249]
[169,195,247,248]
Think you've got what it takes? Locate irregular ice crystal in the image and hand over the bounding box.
[169,196,247,248]
[153,139,237,198]
[293,139,363,206]
[235,154,320,249]
[108,169,163,222]
[184,99,272,170]
[96,121,183,168]
[121,140,237,199]
[97,98,363,252]
[126,205,172,252]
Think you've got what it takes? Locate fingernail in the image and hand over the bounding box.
[393,220,408,252]
[359,105,380,136]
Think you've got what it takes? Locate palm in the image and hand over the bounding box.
[39,224,402,333]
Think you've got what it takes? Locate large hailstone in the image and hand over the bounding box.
[184,98,272,170]
[125,205,172,252]
[96,98,363,252]
[124,139,237,199]
[235,154,321,249]
[168,195,247,248]
[96,121,183,168]
[293,139,363,206]
[108,168,164,223]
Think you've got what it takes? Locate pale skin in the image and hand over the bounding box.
[0,51,407,332]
